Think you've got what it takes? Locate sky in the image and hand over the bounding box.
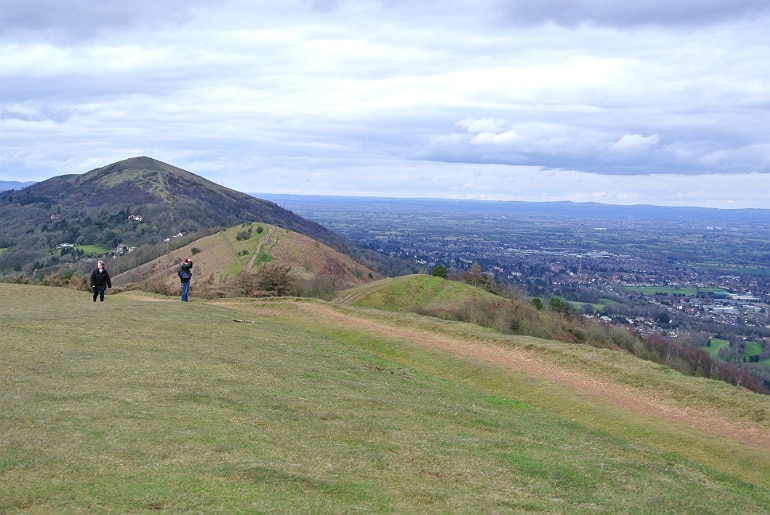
[1,0,769,209]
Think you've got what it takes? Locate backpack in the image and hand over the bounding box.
[178,268,192,281]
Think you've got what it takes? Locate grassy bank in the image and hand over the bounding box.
[2,283,770,513]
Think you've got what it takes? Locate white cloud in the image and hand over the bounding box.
[612,133,660,153]
[456,117,511,133]
[470,130,520,145]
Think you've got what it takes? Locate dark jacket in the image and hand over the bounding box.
[90,267,112,291]
[179,261,193,283]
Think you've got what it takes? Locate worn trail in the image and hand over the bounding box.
[262,300,770,452]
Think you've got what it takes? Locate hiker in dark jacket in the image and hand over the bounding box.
[179,258,193,302]
[90,260,112,302]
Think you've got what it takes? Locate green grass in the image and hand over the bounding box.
[77,244,111,257]
[702,339,768,363]
[336,274,492,312]
[2,284,770,513]
[703,338,729,358]
[746,340,765,360]
[217,222,275,273]
[623,286,728,296]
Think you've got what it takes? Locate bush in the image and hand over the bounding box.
[227,263,295,298]
[431,265,448,279]
[140,278,179,297]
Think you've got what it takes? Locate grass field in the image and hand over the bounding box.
[73,244,112,257]
[703,338,730,358]
[622,286,728,296]
[2,283,770,513]
[702,338,769,364]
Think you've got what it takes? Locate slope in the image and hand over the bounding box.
[112,221,378,294]
[2,283,770,512]
[334,273,494,312]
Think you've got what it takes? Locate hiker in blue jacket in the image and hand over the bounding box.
[179,258,193,301]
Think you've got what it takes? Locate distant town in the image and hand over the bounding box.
[261,194,770,347]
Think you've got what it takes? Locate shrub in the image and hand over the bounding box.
[431,265,448,279]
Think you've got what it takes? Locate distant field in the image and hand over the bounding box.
[697,263,770,276]
[623,286,727,296]
[701,338,769,364]
[76,244,111,257]
[747,340,769,363]
[702,338,729,358]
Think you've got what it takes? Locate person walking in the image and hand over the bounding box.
[178,258,193,302]
[90,260,112,302]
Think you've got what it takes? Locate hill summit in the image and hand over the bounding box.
[0,157,347,276]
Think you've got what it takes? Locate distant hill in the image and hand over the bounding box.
[0,157,353,277]
[259,193,770,223]
[113,221,378,295]
[0,180,35,192]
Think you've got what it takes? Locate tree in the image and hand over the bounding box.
[549,296,569,313]
[465,262,483,287]
[256,263,294,296]
[431,264,448,279]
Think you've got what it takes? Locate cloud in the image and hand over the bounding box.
[494,0,770,27]
[470,131,520,145]
[612,133,660,153]
[456,118,520,145]
[0,106,70,123]
[0,0,209,42]
[456,117,511,134]
[0,0,768,208]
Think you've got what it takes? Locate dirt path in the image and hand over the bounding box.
[246,226,276,271]
[285,301,770,451]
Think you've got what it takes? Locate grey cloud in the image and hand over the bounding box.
[494,0,770,27]
[305,0,343,13]
[0,0,210,42]
[0,106,70,123]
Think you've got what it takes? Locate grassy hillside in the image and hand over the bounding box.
[2,283,770,512]
[334,273,494,313]
[339,274,770,394]
[112,222,377,297]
